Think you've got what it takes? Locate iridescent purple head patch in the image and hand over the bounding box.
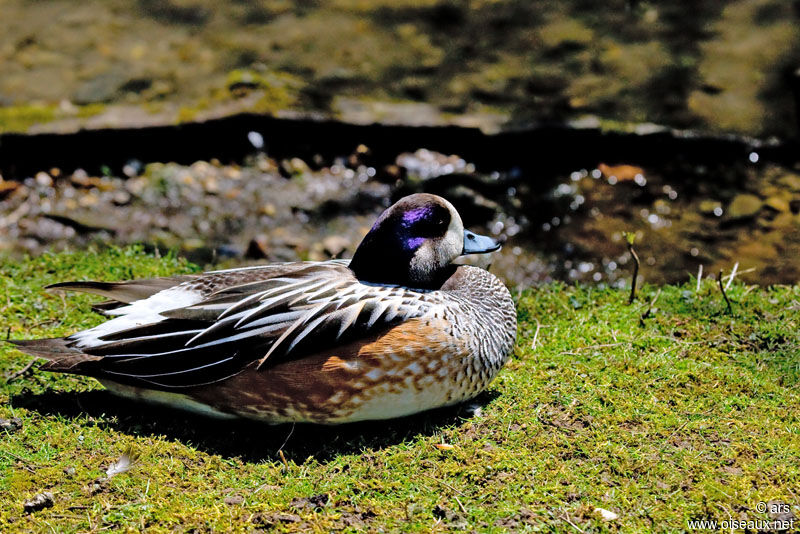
[402,206,433,226]
[404,236,425,250]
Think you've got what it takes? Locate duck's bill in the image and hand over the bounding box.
[462,230,502,255]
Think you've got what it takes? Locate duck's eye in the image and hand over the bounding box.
[413,216,447,237]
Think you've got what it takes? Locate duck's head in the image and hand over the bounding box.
[348,193,501,288]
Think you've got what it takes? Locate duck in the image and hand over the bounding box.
[11,193,517,424]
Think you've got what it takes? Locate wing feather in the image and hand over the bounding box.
[46,261,438,389]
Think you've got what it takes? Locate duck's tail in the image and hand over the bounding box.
[7,338,100,372]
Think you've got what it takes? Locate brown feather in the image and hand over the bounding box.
[8,339,101,371]
[46,276,195,303]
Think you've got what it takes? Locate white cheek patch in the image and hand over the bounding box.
[441,209,465,264]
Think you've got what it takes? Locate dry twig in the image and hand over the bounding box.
[718,270,733,315]
[696,264,703,293]
[625,233,640,304]
[5,360,36,384]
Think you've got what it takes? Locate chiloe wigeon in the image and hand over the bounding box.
[11,193,517,423]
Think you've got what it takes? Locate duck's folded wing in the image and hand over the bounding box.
[42,262,435,389]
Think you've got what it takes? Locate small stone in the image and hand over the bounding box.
[204,176,219,194]
[35,172,53,187]
[594,507,618,521]
[112,191,131,206]
[23,492,54,514]
[260,203,277,217]
[727,194,762,219]
[281,158,310,177]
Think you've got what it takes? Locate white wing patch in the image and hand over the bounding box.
[70,285,203,348]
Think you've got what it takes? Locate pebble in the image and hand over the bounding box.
[35,172,53,187]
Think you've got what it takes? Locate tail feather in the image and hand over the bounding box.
[46,276,194,304]
[8,338,101,372]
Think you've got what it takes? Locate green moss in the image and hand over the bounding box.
[0,103,108,133]
[0,104,57,133]
[1,247,799,531]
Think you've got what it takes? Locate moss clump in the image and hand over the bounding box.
[0,104,57,133]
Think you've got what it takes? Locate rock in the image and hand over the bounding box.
[764,196,790,213]
[727,194,762,219]
[35,172,52,187]
[260,203,277,217]
[112,191,132,206]
[23,492,54,514]
[280,158,310,177]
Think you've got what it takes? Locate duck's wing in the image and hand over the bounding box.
[20,261,436,389]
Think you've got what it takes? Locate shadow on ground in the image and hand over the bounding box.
[10,388,500,463]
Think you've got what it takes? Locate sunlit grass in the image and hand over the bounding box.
[1,247,798,532]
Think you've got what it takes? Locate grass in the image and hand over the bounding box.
[1,247,799,532]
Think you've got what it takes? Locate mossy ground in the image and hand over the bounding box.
[1,247,798,532]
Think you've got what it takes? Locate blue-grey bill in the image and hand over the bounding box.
[462,230,502,255]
